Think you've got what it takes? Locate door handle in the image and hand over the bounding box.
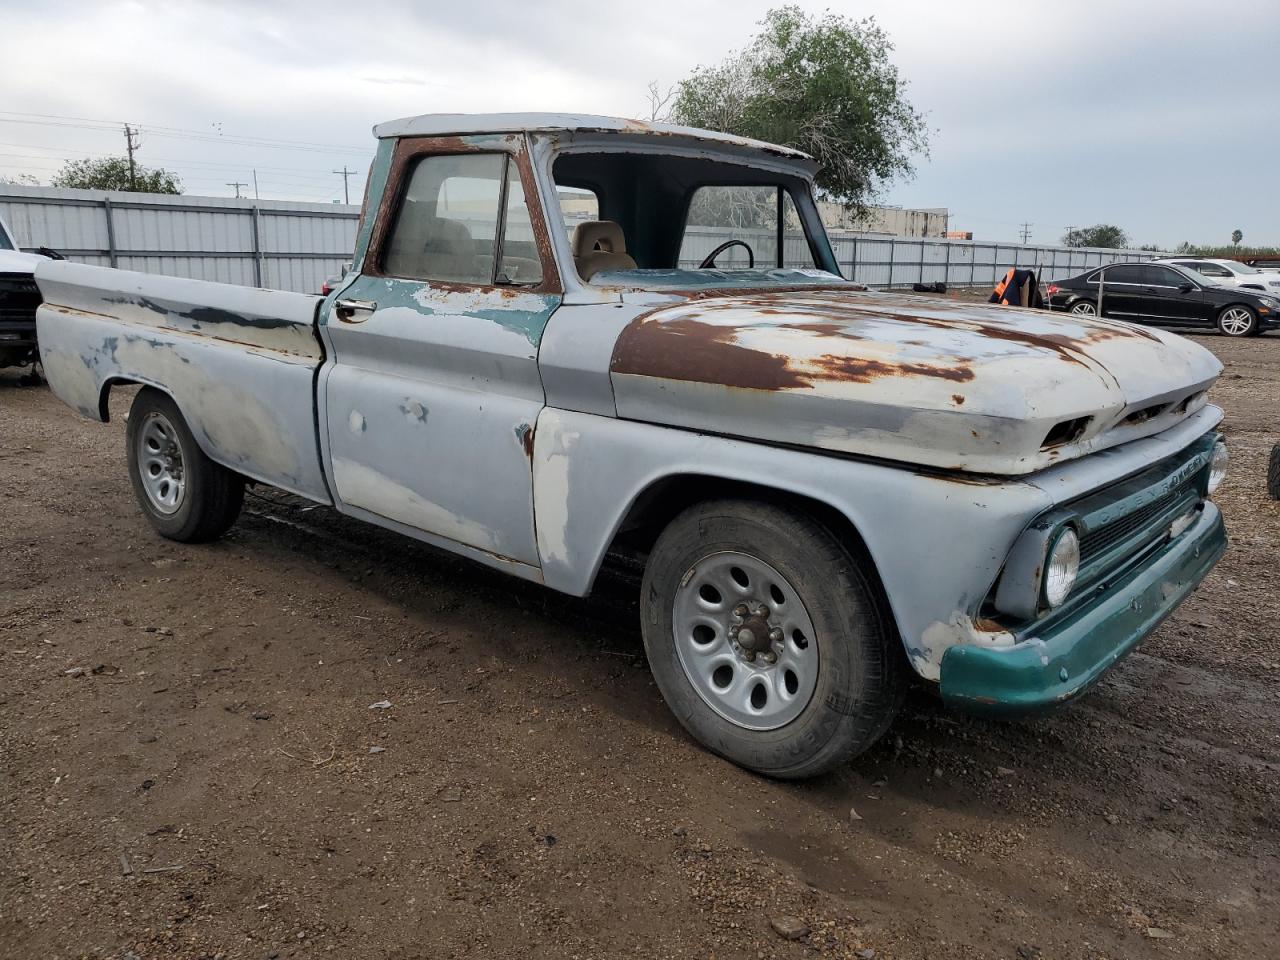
[335,298,377,323]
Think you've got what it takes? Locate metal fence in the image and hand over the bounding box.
[0,185,359,294]
[2,185,1165,295]
[678,225,1166,289]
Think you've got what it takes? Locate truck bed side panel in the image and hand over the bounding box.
[35,261,330,502]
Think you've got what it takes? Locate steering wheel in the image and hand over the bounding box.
[698,239,755,269]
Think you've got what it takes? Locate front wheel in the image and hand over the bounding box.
[640,500,905,779]
[1217,305,1258,337]
[126,388,244,542]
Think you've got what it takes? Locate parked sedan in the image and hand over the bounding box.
[1153,257,1280,294]
[1047,262,1277,336]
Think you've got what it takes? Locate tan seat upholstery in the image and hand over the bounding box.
[572,220,637,281]
[383,203,482,282]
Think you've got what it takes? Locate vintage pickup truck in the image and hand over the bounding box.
[36,114,1228,777]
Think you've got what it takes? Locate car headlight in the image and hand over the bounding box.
[1043,527,1080,609]
[1259,297,1278,309]
[1207,440,1228,494]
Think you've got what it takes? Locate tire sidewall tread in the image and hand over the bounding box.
[641,499,904,779]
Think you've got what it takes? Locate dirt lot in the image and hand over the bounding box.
[2,331,1278,960]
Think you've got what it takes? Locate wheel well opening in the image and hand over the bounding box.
[604,475,894,617]
[98,376,146,422]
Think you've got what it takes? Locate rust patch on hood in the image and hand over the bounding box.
[611,316,810,391]
[610,287,1180,394]
[806,354,974,384]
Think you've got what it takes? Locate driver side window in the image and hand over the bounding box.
[678,185,815,270]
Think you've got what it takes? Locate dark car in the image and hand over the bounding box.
[1046,261,1278,337]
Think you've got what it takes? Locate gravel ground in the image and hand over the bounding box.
[1,330,1277,960]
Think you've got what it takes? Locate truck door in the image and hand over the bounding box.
[319,135,562,569]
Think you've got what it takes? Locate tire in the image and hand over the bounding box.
[640,499,905,779]
[1069,299,1097,317]
[125,388,244,542]
[1268,443,1280,500]
[1217,305,1258,337]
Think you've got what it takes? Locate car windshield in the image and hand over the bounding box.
[552,146,844,290]
[0,222,14,251]
[1222,261,1259,274]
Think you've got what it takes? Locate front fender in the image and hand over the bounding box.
[530,407,1053,681]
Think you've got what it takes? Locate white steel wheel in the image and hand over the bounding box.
[1218,306,1256,337]
[136,411,187,515]
[672,551,820,731]
[1070,300,1097,316]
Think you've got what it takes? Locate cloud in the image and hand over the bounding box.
[0,0,1276,244]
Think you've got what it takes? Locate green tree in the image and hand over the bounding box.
[668,5,929,218]
[1231,229,1243,246]
[52,157,182,194]
[1062,224,1129,249]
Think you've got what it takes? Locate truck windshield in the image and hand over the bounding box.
[553,150,842,290]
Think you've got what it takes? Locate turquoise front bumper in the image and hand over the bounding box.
[939,501,1226,714]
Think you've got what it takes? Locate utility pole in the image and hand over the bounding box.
[123,124,140,190]
[252,169,259,199]
[1019,221,1033,244]
[226,181,248,198]
[333,166,356,204]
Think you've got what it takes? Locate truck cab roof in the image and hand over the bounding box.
[371,112,813,162]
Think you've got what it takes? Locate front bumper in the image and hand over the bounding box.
[939,500,1226,714]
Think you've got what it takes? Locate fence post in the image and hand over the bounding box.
[943,240,951,289]
[850,236,858,283]
[250,206,264,287]
[103,197,118,268]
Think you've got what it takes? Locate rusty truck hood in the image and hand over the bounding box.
[608,289,1223,475]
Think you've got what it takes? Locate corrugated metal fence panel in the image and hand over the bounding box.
[0,196,109,250]
[0,185,360,293]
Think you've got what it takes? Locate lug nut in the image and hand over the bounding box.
[742,650,756,663]
[729,625,740,638]
[769,627,783,642]
[733,603,749,617]
[755,603,770,617]
[761,651,777,664]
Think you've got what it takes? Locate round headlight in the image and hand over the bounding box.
[1207,440,1228,494]
[1043,527,1080,609]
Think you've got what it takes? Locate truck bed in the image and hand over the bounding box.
[35,262,331,502]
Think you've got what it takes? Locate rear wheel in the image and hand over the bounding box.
[126,388,244,542]
[1069,299,1097,317]
[640,500,905,779]
[1217,305,1258,337]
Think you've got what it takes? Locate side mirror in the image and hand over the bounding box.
[1178,283,1194,294]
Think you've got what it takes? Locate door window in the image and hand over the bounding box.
[382,153,542,286]
[1146,266,1188,287]
[1104,264,1145,284]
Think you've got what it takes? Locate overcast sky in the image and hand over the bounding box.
[2,0,1277,246]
